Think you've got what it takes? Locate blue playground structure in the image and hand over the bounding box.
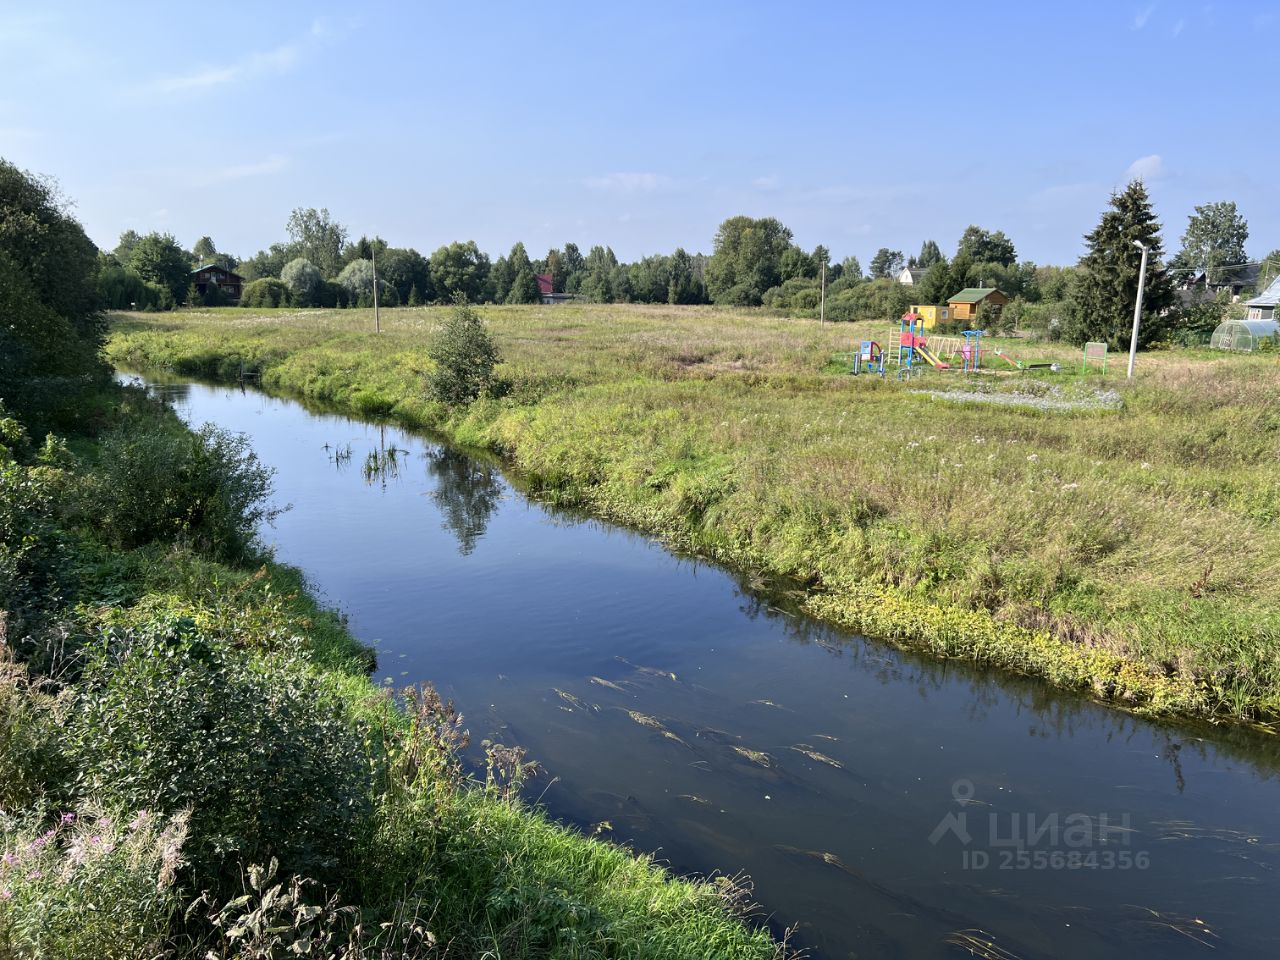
[851,339,885,376]
[960,329,983,372]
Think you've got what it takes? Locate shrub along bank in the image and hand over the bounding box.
[107,304,1280,726]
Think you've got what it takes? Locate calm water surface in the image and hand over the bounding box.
[126,372,1280,959]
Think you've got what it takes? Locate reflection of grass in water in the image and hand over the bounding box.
[324,441,353,467]
[362,446,402,483]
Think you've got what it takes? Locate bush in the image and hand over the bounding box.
[0,435,75,631]
[145,281,175,311]
[426,302,500,405]
[0,652,63,808]
[0,803,188,960]
[67,616,371,886]
[761,277,820,311]
[241,277,290,309]
[281,258,324,307]
[87,416,278,564]
[96,261,155,310]
[715,282,760,307]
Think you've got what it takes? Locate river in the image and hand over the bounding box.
[123,371,1280,959]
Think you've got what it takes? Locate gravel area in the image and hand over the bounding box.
[914,385,1123,412]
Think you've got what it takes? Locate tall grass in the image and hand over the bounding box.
[108,304,1280,724]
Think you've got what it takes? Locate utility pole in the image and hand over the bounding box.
[820,254,827,323]
[372,243,381,334]
[1127,240,1149,379]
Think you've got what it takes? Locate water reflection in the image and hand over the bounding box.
[424,447,502,556]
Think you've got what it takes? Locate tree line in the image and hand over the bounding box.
[85,163,1280,351]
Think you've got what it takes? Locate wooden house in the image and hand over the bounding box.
[946,287,1009,324]
[191,264,244,303]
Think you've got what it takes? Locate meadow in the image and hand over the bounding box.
[108,303,1280,725]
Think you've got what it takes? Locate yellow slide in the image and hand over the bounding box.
[915,345,950,369]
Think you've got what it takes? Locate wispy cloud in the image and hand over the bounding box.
[1171,17,1186,35]
[1126,154,1165,180]
[752,175,780,191]
[584,172,670,194]
[191,155,291,186]
[151,20,329,94]
[1132,3,1157,29]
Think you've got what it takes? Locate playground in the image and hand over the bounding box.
[848,310,1069,380]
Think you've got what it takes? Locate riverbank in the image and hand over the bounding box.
[107,304,1280,726]
[0,380,785,958]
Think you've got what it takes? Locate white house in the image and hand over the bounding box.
[1245,274,1280,322]
[895,266,926,285]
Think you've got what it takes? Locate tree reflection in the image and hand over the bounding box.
[424,447,502,555]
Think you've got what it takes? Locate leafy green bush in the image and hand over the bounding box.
[0,804,188,960]
[0,439,75,631]
[426,302,500,404]
[0,652,63,808]
[67,616,371,886]
[87,417,277,563]
[240,277,290,309]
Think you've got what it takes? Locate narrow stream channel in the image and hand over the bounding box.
[124,371,1280,959]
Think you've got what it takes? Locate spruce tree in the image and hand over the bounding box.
[917,239,944,269]
[1066,180,1174,350]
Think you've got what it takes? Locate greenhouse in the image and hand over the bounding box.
[1209,318,1279,352]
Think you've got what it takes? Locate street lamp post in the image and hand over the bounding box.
[820,254,827,323]
[371,244,381,334]
[1127,240,1149,379]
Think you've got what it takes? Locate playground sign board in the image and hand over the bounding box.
[1083,341,1108,373]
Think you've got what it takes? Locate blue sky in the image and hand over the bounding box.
[1,1,1275,267]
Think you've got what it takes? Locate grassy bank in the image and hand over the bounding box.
[0,382,785,959]
[107,304,1280,726]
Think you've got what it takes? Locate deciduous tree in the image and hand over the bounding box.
[281,258,324,306]
[127,233,191,303]
[868,248,904,279]
[956,226,1017,267]
[286,207,348,278]
[705,216,794,305]
[429,241,490,303]
[1176,201,1248,284]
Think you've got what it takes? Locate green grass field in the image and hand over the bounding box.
[108,304,1280,726]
